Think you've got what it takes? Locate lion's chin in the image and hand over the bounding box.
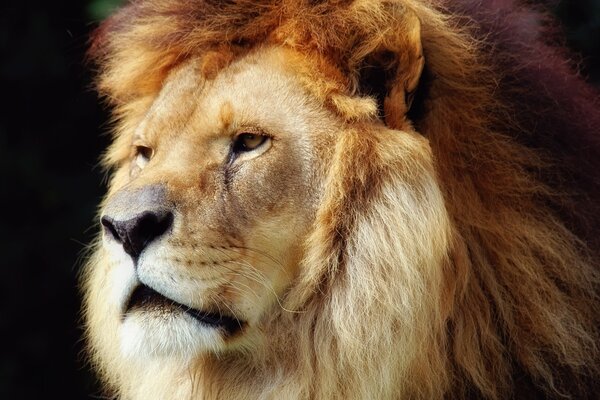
[119,284,244,360]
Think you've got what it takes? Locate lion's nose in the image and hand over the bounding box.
[101,184,173,261]
[101,209,173,260]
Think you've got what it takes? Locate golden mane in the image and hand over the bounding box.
[86,0,600,398]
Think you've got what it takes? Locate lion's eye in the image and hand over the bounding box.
[134,145,153,169]
[232,133,268,153]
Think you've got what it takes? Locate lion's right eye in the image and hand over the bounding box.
[232,133,269,153]
[134,145,153,169]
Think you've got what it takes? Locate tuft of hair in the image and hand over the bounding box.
[86,0,600,399]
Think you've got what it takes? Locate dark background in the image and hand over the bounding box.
[0,0,598,398]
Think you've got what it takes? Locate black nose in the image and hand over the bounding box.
[101,210,173,260]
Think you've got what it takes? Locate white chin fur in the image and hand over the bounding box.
[105,244,138,310]
[120,312,224,360]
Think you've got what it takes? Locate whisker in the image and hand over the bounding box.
[213,293,245,331]
[219,245,291,279]
[222,259,303,314]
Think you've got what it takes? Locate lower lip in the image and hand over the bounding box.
[125,284,245,335]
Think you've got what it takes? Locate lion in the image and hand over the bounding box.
[83,0,600,399]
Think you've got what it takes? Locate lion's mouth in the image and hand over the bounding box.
[125,284,244,335]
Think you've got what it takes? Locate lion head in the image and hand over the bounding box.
[84,1,600,399]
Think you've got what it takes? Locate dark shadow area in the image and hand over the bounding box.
[0,0,598,398]
[0,0,116,398]
[556,0,600,84]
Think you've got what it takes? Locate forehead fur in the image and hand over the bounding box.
[89,0,426,104]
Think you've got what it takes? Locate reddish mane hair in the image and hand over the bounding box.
[448,0,600,246]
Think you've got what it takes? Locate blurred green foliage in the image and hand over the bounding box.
[87,0,124,20]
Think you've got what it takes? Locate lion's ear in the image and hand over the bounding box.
[349,5,424,129]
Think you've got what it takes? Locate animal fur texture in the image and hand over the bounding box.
[84,0,600,399]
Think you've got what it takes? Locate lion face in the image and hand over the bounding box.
[86,22,457,397]
[92,45,443,367]
[95,48,341,359]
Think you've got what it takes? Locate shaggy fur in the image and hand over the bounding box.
[85,0,600,399]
